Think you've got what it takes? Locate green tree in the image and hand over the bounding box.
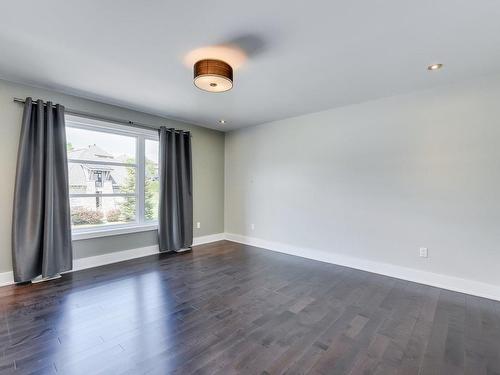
[118,157,136,221]
[145,159,159,221]
[118,158,159,221]
[120,166,136,221]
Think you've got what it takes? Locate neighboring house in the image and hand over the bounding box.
[68,145,129,212]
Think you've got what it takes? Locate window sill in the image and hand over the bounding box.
[72,223,158,241]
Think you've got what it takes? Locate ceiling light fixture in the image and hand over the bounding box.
[219,119,226,124]
[427,63,443,71]
[194,59,233,92]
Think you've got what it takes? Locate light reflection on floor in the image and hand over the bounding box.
[47,270,181,373]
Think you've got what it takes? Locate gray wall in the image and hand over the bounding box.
[0,79,225,272]
[225,75,500,287]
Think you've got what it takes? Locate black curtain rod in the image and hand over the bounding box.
[13,97,191,136]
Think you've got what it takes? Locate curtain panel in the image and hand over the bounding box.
[158,127,193,252]
[12,98,73,282]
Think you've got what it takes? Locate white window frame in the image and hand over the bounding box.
[65,115,159,240]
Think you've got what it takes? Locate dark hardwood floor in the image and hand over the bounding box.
[1,240,500,375]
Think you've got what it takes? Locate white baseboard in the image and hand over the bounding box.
[4,231,497,302]
[193,232,225,246]
[0,271,14,287]
[0,233,225,287]
[224,233,500,302]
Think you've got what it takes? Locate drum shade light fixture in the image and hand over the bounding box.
[194,59,233,92]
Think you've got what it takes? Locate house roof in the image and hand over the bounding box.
[68,144,115,162]
[67,145,154,189]
[68,145,130,188]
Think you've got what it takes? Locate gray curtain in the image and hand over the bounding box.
[158,127,193,252]
[12,98,73,282]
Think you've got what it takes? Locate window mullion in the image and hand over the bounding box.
[69,193,136,198]
[137,135,146,224]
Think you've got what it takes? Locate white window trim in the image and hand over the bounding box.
[66,114,159,239]
[71,223,158,241]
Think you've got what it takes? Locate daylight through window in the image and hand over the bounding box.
[65,115,159,232]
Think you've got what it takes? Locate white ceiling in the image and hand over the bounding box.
[1,1,500,131]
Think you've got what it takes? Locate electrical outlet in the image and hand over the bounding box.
[196,222,201,229]
[419,247,428,258]
[250,223,255,231]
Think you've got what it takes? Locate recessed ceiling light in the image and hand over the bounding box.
[219,119,225,124]
[194,59,233,92]
[427,63,443,71]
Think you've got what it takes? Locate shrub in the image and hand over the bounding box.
[71,207,104,225]
[106,208,122,222]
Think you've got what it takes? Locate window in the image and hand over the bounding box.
[65,115,159,237]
